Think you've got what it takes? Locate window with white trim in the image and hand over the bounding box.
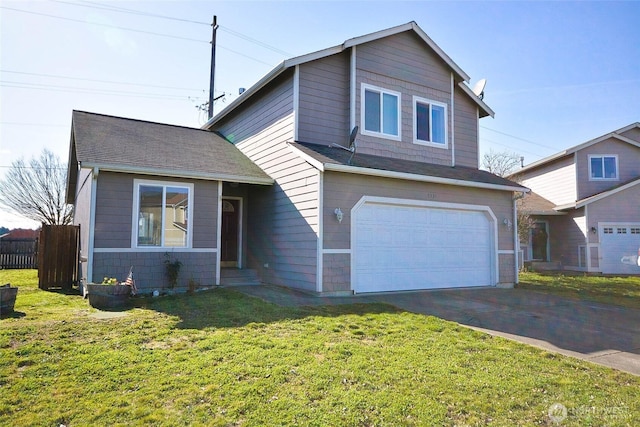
[589,155,618,180]
[413,96,447,147]
[133,180,193,248]
[361,84,401,139]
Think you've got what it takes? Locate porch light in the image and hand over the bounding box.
[334,208,344,223]
[503,218,512,230]
[591,226,597,234]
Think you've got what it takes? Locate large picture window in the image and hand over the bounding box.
[413,96,447,147]
[361,84,401,140]
[589,155,618,180]
[133,180,193,248]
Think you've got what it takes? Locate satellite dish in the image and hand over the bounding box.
[472,78,487,100]
[349,125,358,149]
[331,126,359,153]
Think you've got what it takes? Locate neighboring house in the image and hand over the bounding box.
[66,21,527,294]
[512,123,640,274]
[0,228,40,269]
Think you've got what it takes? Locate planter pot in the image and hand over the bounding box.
[86,284,131,310]
[0,284,18,315]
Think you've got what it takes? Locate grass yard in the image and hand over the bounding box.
[519,271,640,310]
[1,270,639,426]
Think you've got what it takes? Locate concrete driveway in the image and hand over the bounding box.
[234,285,640,376]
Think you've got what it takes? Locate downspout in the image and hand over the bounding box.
[513,191,526,285]
[450,72,455,166]
[87,167,99,284]
[350,46,356,129]
[216,181,222,285]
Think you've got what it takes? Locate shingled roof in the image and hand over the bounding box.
[67,111,272,201]
[291,142,528,192]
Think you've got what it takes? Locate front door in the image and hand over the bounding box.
[531,222,549,261]
[221,199,240,267]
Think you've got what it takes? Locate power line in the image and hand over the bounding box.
[1,6,209,43]
[480,126,558,152]
[0,81,206,101]
[2,6,280,68]
[219,25,293,57]
[51,1,293,56]
[52,0,210,25]
[1,70,204,92]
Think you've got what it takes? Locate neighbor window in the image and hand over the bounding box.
[361,84,401,139]
[413,96,447,146]
[589,155,618,180]
[133,180,193,248]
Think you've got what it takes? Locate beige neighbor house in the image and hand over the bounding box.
[66,22,528,295]
[512,123,640,275]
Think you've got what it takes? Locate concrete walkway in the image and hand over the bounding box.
[233,285,640,376]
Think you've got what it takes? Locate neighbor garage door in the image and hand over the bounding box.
[600,224,640,275]
[353,200,494,293]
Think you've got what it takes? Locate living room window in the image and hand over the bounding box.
[589,155,618,180]
[133,179,193,248]
[361,84,401,140]
[413,96,447,147]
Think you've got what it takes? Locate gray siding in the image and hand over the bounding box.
[322,171,516,288]
[93,251,216,293]
[354,32,456,165]
[453,88,479,168]
[576,137,640,200]
[72,167,93,282]
[588,184,640,225]
[619,127,640,142]
[94,172,133,248]
[519,155,576,206]
[544,210,586,268]
[297,52,350,145]
[217,73,320,292]
[93,172,218,249]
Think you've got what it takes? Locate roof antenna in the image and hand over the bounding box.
[331,126,358,165]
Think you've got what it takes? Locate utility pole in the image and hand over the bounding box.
[208,15,218,120]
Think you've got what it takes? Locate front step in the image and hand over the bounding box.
[526,261,563,272]
[220,268,261,286]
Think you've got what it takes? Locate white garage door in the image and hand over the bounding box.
[600,224,640,275]
[353,201,495,293]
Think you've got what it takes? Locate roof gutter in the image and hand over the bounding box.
[79,162,273,186]
[324,162,530,193]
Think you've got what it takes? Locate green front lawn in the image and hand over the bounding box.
[519,271,640,309]
[1,270,638,426]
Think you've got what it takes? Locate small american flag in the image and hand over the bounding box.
[124,266,137,295]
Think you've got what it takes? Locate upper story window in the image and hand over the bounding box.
[589,155,618,180]
[133,179,193,248]
[361,84,401,140]
[413,96,447,147]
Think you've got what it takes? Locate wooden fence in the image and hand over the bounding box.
[0,238,39,269]
[38,225,80,290]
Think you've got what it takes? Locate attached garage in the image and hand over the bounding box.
[599,223,640,275]
[352,197,496,293]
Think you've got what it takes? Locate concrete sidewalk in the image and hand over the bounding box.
[233,285,640,376]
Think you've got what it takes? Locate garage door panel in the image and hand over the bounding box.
[600,224,640,275]
[354,202,494,293]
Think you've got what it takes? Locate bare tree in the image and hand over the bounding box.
[0,149,73,225]
[482,149,521,177]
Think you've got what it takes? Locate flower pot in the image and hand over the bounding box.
[86,283,131,310]
[0,284,18,315]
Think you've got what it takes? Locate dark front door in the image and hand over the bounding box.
[221,199,240,267]
[531,222,548,261]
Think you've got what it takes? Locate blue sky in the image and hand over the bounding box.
[1,0,639,228]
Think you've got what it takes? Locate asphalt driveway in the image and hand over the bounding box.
[234,285,640,376]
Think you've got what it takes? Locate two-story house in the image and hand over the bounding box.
[66,22,527,294]
[513,123,640,275]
